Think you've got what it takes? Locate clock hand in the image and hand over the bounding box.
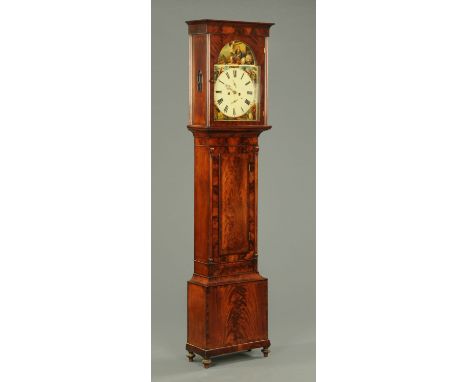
[225,84,236,93]
[225,84,238,95]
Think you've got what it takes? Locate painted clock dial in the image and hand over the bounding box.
[214,67,255,118]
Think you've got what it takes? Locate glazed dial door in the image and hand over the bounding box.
[213,40,261,122]
[214,68,256,119]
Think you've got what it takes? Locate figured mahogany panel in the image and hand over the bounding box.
[194,146,210,262]
[250,148,258,255]
[193,136,258,271]
[187,282,206,349]
[207,280,268,348]
[220,153,249,255]
[191,34,207,125]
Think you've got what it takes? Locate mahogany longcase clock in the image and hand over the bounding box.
[186,19,274,368]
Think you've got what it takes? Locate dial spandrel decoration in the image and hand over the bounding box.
[214,41,260,121]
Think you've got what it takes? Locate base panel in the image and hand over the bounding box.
[187,277,269,354]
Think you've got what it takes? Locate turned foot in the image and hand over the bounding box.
[261,347,270,357]
[247,349,252,352]
[202,358,212,369]
[186,351,195,362]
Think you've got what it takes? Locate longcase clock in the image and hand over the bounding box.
[185,19,274,369]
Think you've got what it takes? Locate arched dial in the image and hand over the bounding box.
[214,67,255,118]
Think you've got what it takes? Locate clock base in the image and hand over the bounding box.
[186,340,271,368]
[187,275,269,368]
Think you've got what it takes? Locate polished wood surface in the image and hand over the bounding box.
[186,20,273,368]
[187,19,274,37]
[220,152,249,254]
[190,34,207,126]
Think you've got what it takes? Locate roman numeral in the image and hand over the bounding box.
[233,108,236,116]
[226,72,230,79]
[224,105,229,113]
[233,70,237,77]
[247,91,253,95]
[241,107,245,112]
[241,73,245,79]
[219,80,225,85]
[217,98,223,105]
[245,99,250,105]
[215,90,222,93]
[245,81,251,86]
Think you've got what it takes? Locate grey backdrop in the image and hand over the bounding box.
[152,0,315,380]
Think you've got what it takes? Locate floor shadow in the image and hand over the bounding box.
[152,350,258,379]
[152,342,315,381]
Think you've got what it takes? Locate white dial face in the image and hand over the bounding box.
[214,67,256,118]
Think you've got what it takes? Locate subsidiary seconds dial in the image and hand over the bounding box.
[214,67,255,118]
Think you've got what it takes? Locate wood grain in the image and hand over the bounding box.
[194,146,210,262]
[190,34,207,125]
[208,280,268,348]
[220,153,249,254]
[187,282,206,349]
